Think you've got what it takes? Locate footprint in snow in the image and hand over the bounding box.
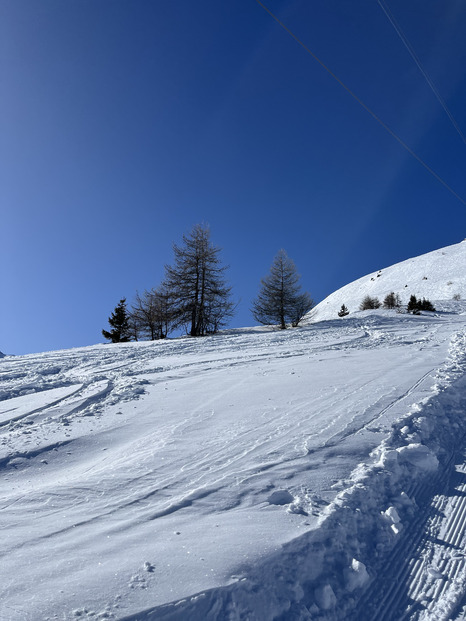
[128,562,156,589]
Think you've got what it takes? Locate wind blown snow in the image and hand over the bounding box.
[1,241,466,620]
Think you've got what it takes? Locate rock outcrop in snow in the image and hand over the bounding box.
[309,240,466,322]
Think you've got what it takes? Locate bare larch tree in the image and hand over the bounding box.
[131,286,173,340]
[252,249,313,329]
[163,224,234,336]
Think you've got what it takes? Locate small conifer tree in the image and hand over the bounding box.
[102,298,131,343]
[338,304,349,317]
[407,295,435,314]
[419,298,435,312]
[407,295,420,314]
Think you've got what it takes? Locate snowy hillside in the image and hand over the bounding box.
[1,244,466,620]
[309,239,466,322]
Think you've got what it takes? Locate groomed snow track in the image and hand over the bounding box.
[353,440,466,621]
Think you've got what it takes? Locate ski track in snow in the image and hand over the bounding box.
[0,312,465,620]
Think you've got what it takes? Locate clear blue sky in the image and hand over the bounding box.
[1,0,465,355]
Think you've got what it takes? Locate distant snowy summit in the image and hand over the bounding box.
[309,240,466,322]
[0,351,5,358]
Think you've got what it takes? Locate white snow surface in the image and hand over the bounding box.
[1,243,466,620]
[309,239,466,322]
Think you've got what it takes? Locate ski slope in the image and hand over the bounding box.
[1,242,466,620]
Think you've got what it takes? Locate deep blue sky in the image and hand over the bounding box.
[1,0,465,355]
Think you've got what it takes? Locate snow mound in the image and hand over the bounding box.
[309,240,466,322]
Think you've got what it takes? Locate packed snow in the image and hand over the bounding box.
[1,242,466,620]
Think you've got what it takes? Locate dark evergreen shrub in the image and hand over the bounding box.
[338,304,349,317]
[418,298,435,312]
[407,295,435,314]
[407,295,420,314]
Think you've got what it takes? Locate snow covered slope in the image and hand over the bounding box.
[1,244,466,621]
[309,239,466,322]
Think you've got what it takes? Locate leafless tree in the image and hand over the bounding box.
[252,249,313,329]
[131,287,173,340]
[383,292,402,309]
[163,224,234,336]
[359,296,381,310]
